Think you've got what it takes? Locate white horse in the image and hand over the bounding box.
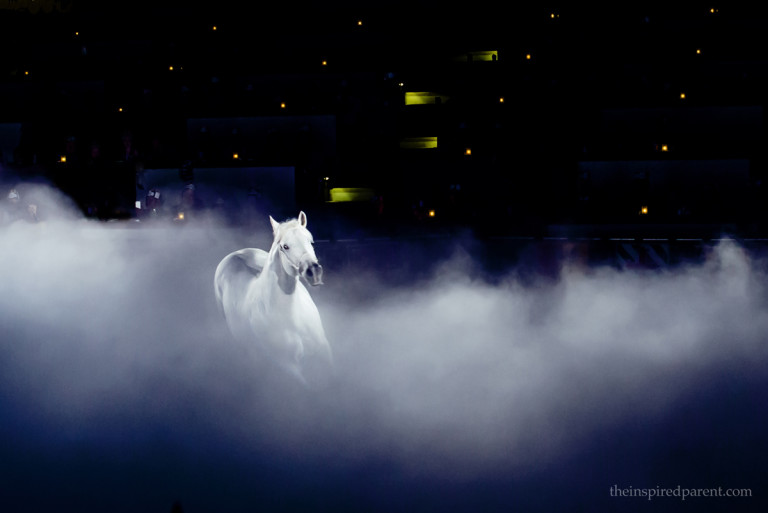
[214,211,331,383]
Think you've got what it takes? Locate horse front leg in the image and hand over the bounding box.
[276,329,306,384]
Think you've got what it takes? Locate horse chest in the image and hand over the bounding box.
[247,275,314,329]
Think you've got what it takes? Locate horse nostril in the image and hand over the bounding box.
[307,263,324,285]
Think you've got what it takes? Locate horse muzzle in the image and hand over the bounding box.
[301,261,324,286]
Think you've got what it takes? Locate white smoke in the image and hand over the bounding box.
[311,240,768,477]
[1,199,766,502]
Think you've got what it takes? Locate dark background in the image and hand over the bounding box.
[1,2,767,512]
[2,1,768,238]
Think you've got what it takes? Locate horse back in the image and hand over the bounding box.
[214,248,268,311]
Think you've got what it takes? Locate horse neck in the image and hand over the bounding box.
[267,242,298,295]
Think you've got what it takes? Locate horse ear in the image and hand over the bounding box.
[269,215,279,234]
[298,211,307,227]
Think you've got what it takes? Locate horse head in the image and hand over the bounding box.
[270,211,323,286]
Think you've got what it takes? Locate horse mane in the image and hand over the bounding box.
[273,217,311,243]
[278,218,302,231]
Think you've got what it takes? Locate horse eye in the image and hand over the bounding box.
[282,244,290,250]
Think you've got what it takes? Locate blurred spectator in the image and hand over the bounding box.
[120,130,140,164]
[175,183,204,221]
[142,188,165,220]
[81,140,107,217]
[1,188,38,225]
[107,130,143,219]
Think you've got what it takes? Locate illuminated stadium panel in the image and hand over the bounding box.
[404,92,450,105]
[454,50,498,62]
[328,187,376,202]
[399,136,438,149]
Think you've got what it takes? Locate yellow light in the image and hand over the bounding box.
[212,25,217,31]
[696,48,701,55]
[661,144,669,152]
[24,70,29,76]
[357,20,363,26]
[59,156,66,163]
[526,53,531,60]
[280,102,286,109]
[458,51,498,62]
[680,92,686,99]
[233,153,239,160]
[400,137,438,149]
[428,210,436,217]
[329,188,375,202]
[404,91,450,105]
[169,66,174,71]
[178,212,185,221]
[322,60,327,66]
[464,148,472,156]
[640,206,649,215]
[499,97,505,103]
[118,107,123,112]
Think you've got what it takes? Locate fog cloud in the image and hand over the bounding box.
[1,192,766,509]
